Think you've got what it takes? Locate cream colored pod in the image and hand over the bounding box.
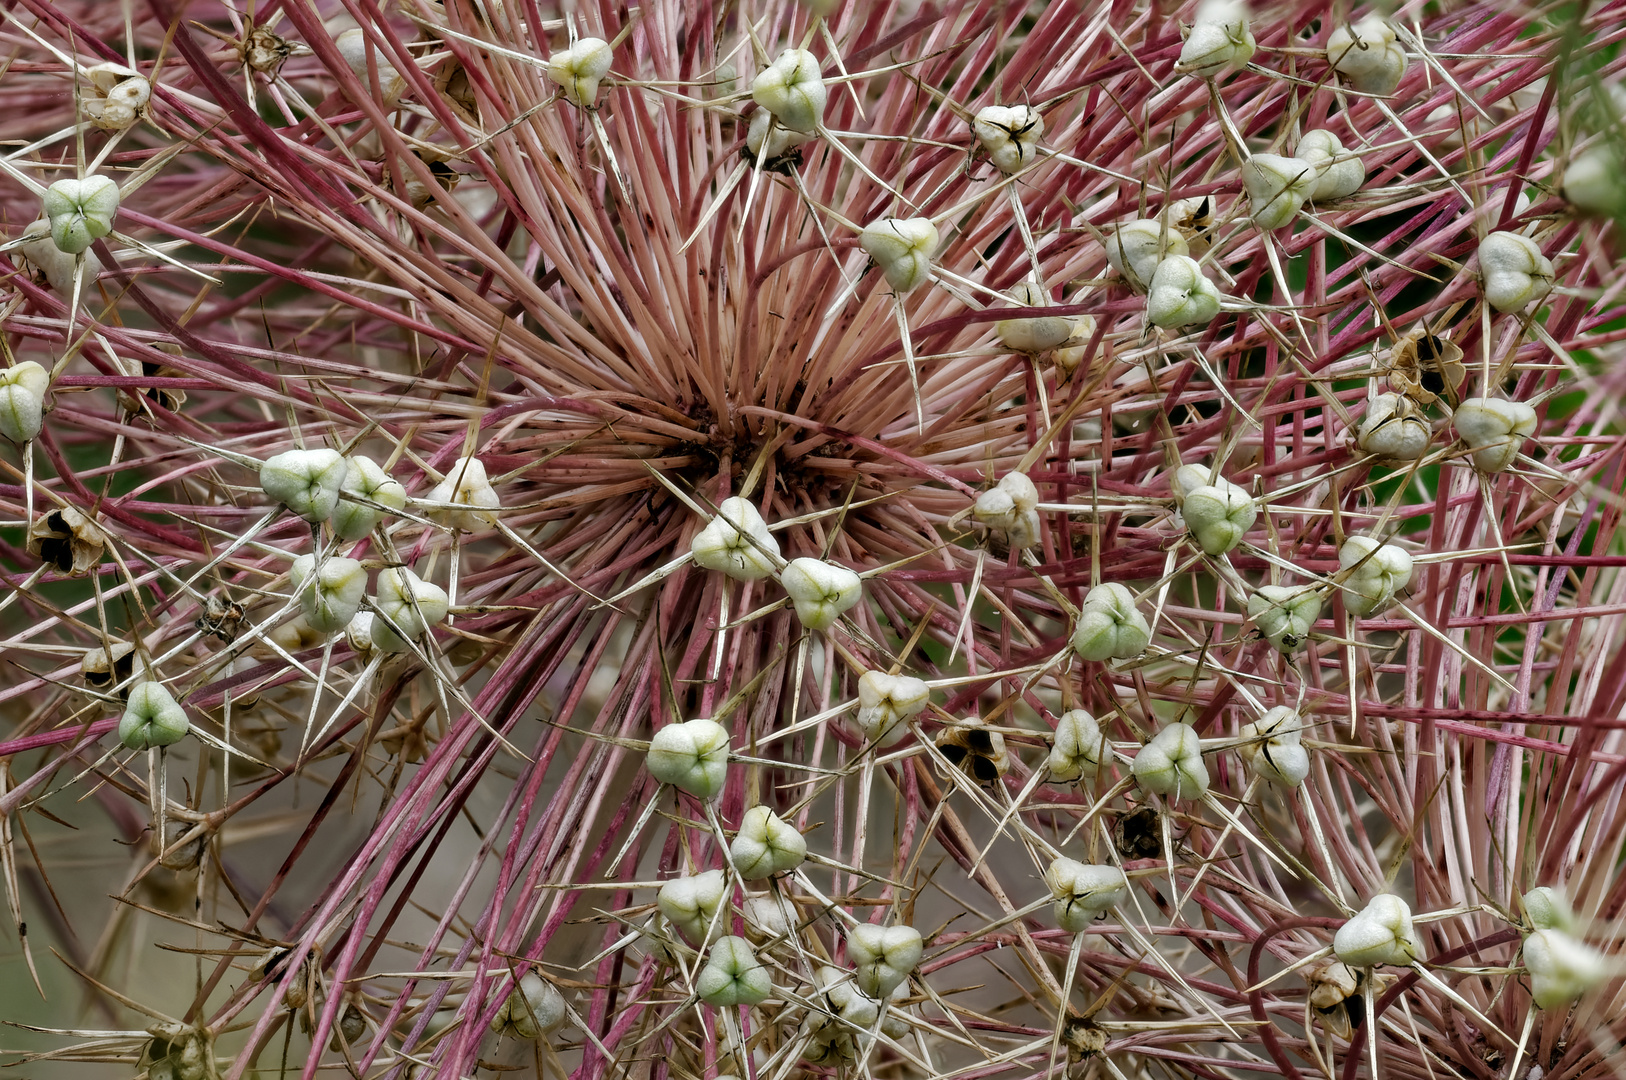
[996,281,1073,353]
[425,455,500,530]
[1524,886,1578,934]
[1052,316,1099,377]
[332,456,407,541]
[741,893,791,941]
[855,671,929,747]
[1326,16,1406,96]
[1479,231,1554,313]
[973,105,1044,175]
[334,28,406,105]
[1524,928,1608,1009]
[747,109,813,162]
[847,924,921,998]
[119,682,190,750]
[1172,463,1255,556]
[1338,535,1413,617]
[752,49,827,134]
[1334,893,1419,967]
[1454,396,1537,473]
[260,448,348,522]
[1105,219,1187,292]
[290,555,367,634]
[1237,706,1309,787]
[1147,255,1222,328]
[1249,584,1322,652]
[1295,130,1365,202]
[1071,582,1150,662]
[19,218,98,294]
[346,611,376,657]
[1564,144,1626,217]
[692,497,780,581]
[1356,392,1431,460]
[85,62,150,130]
[657,869,727,942]
[1133,722,1209,800]
[371,566,450,652]
[490,971,566,1039]
[647,717,730,798]
[0,361,50,444]
[731,806,807,879]
[1177,0,1255,77]
[1241,153,1315,230]
[42,175,120,256]
[1048,709,1106,781]
[547,38,613,107]
[860,217,939,294]
[1045,857,1126,932]
[698,936,772,1007]
[972,470,1042,550]
[781,557,862,631]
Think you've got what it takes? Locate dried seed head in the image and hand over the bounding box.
[780,557,862,630]
[1248,584,1323,652]
[972,104,1044,174]
[1334,893,1419,967]
[1071,582,1150,662]
[847,923,921,998]
[1049,709,1106,781]
[751,49,827,134]
[1105,219,1188,292]
[371,567,450,651]
[730,805,807,879]
[260,448,347,522]
[1338,536,1413,617]
[1045,857,1127,932]
[1241,153,1315,230]
[855,670,929,746]
[1133,722,1209,800]
[972,470,1042,550]
[1388,326,1465,406]
[1326,16,1407,96]
[1478,230,1554,313]
[83,640,140,697]
[119,681,191,750]
[692,497,780,580]
[548,37,614,107]
[935,716,1008,785]
[647,717,731,798]
[27,505,106,576]
[1237,706,1309,787]
[1146,255,1222,328]
[84,62,150,130]
[1177,0,1256,78]
[859,217,939,294]
[1295,130,1365,201]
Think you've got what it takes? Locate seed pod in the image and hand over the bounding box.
[1052,316,1098,377]
[0,361,49,444]
[972,105,1044,174]
[657,869,727,942]
[1356,392,1431,461]
[332,455,407,541]
[260,448,347,522]
[751,49,826,134]
[18,217,100,294]
[730,805,807,879]
[1334,893,1419,967]
[26,505,105,576]
[290,555,368,634]
[1146,255,1222,328]
[697,936,772,1006]
[1133,722,1209,800]
[1326,16,1406,96]
[1048,709,1106,781]
[1177,0,1256,77]
[854,671,929,747]
[119,682,190,750]
[935,716,1008,786]
[1479,231,1554,313]
[424,455,500,530]
[1524,886,1579,934]
[972,470,1042,550]
[371,567,450,652]
[547,37,613,107]
[491,971,566,1039]
[1564,144,1626,217]
[647,717,730,798]
[741,892,792,941]
[1045,857,1127,932]
[1338,536,1413,617]
[83,640,139,698]
[1241,153,1315,230]
[996,281,1073,353]
[84,62,150,130]
[345,611,376,657]
[1248,584,1323,652]
[1172,463,1256,556]
[1453,395,1538,474]
[746,108,813,165]
[42,175,120,255]
[1295,130,1365,201]
[859,218,939,294]
[1237,706,1309,787]
[328,1000,366,1050]
[1105,219,1187,292]
[1071,582,1150,662]
[1524,928,1608,1009]
[847,924,921,999]
[334,27,406,105]
[780,557,862,631]
[692,497,780,581]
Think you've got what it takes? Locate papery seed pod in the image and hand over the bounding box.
[698,936,773,1006]
[1295,130,1365,201]
[1105,219,1188,292]
[996,281,1073,353]
[855,670,929,746]
[657,869,727,943]
[1306,961,1367,1040]
[1177,0,1256,77]
[1356,391,1431,461]
[731,805,807,879]
[1524,928,1608,1009]
[153,820,208,871]
[1455,395,1539,471]
[290,555,368,634]
[847,923,921,998]
[42,175,120,255]
[119,682,190,750]
[1338,536,1413,617]
[332,455,407,541]
[1132,722,1209,800]
[935,716,1008,785]
[1172,463,1256,555]
[1387,326,1466,406]
[781,557,862,630]
[84,62,150,130]
[1051,316,1098,377]
[83,640,139,699]
[346,611,376,657]
[972,470,1042,550]
[26,505,104,576]
[1049,709,1106,781]
[972,105,1044,174]
[751,49,826,134]
[692,497,780,580]
[860,218,939,294]
[1248,584,1323,652]
[260,448,347,522]
[371,567,450,652]
[1146,255,1222,328]
[0,360,49,443]
[1334,893,1419,966]
[647,717,730,798]
[243,24,299,75]
[335,27,406,105]
[1071,582,1150,662]
[1237,706,1309,787]
[1479,231,1554,313]
[741,892,793,942]
[491,971,567,1039]
[1326,16,1407,96]
[424,455,500,530]
[329,1000,366,1050]
[548,37,614,107]
[1241,153,1315,230]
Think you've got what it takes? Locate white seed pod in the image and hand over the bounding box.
[1454,396,1538,474]
[346,611,376,657]
[746,109,813,162]
[27,504,106,576]
[119,682,190,750]
[1563,144,1626,217]
[1241,153,1316,230]
[335,27,406,105]
[1045,857,1127,932]
[0,361,50,443]
[260,448,348,522]
[1356,392,1431,461]
[972,470,1042,550]
[290,555,368,634]
[18,217,99,294]
[1048,709,1106,781]
[781,557,862,631]
[647,717,730,799]
[490,971,566,1040]
[1524,886,1579,934]
[972,104,1044,174]
[1335,894,1419,967]
[1237,706,1310,787]
[847,924,921,999]
[855,671,929,747]
[371,567,450,652]
[1132,722,1209,800]
[1326,16,1406,96]
[1052,316,1098,376]
[547,37,613,107]
[425,455,500,530]
[1172,464,1256,555]
[657,869,727,942]
[692,497,780,581]
[698,936,772,1007]
[42,175,120,256]
[1071,582,1150,662]
[1524,928,1608,1009]
[1248,584,1323,652]
[1296,130,1365,202]
[1479,231,1554,313]
[860,218,939,294]
[741,893,792,941]
[1146,255,1222,328]
[85,62,150,130]
[1338,536,1413,617]
[730,805,807,879]
[996,281,1073,353]
[332,455,407,541]
[1105,219,1188,292]
[751,49,826,134]
[1177,0,1256,77]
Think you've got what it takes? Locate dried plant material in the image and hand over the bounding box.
[935,716,1008,785]
[26,505,106,575]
